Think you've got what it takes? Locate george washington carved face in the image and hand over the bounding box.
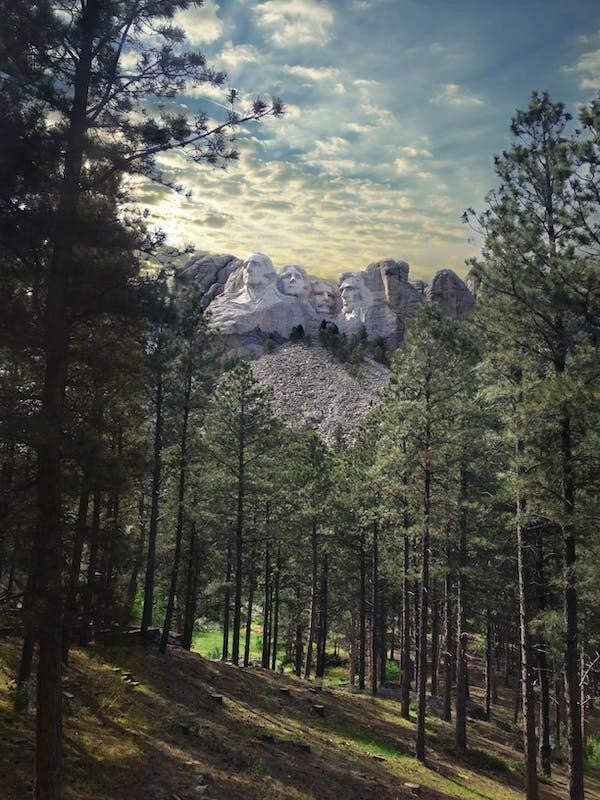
[241,252,277,299]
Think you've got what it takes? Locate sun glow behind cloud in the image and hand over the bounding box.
[135,1,600,281]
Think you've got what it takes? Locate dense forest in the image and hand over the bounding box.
[0,3,599,800]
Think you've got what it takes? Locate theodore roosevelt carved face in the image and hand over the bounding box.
[311,279,338,317]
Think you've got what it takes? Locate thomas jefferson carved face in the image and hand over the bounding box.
[279,265,311,300]
[241,253,277,298]
[311,279,338,316]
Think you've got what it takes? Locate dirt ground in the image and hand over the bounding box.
[1,638,598,800]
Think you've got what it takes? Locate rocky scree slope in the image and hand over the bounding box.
[250,341,390,445]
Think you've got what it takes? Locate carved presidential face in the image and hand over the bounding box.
[279,265,311,299]
[311,280,338,316]
[339,274,365,315]
[241,253,276,298]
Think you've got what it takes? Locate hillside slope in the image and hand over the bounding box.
[2,639,598,800]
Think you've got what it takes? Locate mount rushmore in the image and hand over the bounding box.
[176,251,475,348]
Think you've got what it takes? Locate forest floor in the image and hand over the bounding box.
[0,637,599,800]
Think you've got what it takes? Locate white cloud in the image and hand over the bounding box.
[172,1,224,46]
[345,122,375,134]
[394,158,433,181]
[334,83,347,95]
[217,41,260,69]
[564,43,600,90]
[429,83,484,107]
[253,0,335,47]
[399,145,433,158]
[283,64,341,81]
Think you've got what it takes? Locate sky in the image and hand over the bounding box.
[136,0,600,282]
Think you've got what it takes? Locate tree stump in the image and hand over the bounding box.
[209,693,224,705]
[279,687,291,696]
[312,704,325,716]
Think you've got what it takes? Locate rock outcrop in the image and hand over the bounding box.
[425,269,475,319]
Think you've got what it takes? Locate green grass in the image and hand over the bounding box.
[586,735,600,769]
[192,626,264,661]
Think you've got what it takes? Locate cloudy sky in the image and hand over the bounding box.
[138,0,600,282]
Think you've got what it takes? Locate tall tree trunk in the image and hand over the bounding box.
[559,404,584,800]
[416,460,431,763]
[443,555,453,722]
[379,582,387,687]
[535,530,552,777]
[126,487,146,621]
[555,672,562,751]
[516,444,539,800]
[371,520,379,695]
[222,546,231,661]
[160,359,192,654]
[14,624,34,712]
[80,492,101,645]
[401,528,411,719]
[32,7,99,795]
[231,429,246,666]
[243,546,256,667]
[304,518,318,679]
[359,531,366,691]
[455,468,468,753]
[430,578,439,697]
[182,522,198,651]
[62,486,89,662]
[141,341,164,636]
[270,545,281,671]
[262,536,271,668]
[316,552,328,678]
[485,610,493,720]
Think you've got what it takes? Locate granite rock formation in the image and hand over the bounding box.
[426,268,475,319]
[176,252,474,347]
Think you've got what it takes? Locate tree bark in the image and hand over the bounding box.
[416,460,431,762]
[455,468,468,754]
[516,437,539,800]
[535,529,552,777]
[243,546,256,667]
[316,551,328,678]
[443,551,453,722]
[262,536,271,668]
[485,610,493,720]
[62,486,89,662]
[80,492,101,645]
[160,357,192,654]
[126,487,146,621]
[231,422,246,666]
[371,521,379,695]
[401,528,411,718]
[32,7,100,795]
[141,336,164,636]
[304,518,318,679]
[270,545,281,671]
[222,546,231,661]
[359,530,366,691]
[559,405,584,800]
[182,521,198,651]
[430,578,439,697]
